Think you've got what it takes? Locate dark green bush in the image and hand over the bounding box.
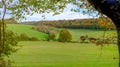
[47,30,57,41]
[0,58,6,67]
[0,58,12,67]
[29,37,39,41]
[58,29,72,42]
[17,33,39,41]
[0,30,18,57]
[0,30,18,67]
[19,33,29,41]
[47,33,56,41]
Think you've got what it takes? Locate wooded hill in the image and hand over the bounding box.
[4,18,18,24]
[22,18,116,30]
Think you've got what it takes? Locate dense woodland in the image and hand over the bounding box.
[6,18,115,30]
[21,18,115,30]
[4,18,18,24]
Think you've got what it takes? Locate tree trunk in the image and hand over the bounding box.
[0,20,2,57]
[116,27,120,66]
[112,17,120,67]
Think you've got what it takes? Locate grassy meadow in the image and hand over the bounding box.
[68,28,117,41]
[7,24,117,41]
[5,24,119,67]
[9,41,118,67]
[6,24,48,39]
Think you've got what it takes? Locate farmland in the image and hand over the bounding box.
[5,24,119,67]
[7,24,48,40]
[7,24,117,41]
[9,41,118,67]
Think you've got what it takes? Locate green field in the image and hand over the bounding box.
[9,41,118,67]
[69,29,117,41]
[7,24,48,39]
[6,24,117,41]
[5,24,119,67]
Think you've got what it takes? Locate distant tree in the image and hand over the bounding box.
[4,18,18,24]
[58,29,72,42]
[80,35,86,42]
[48,30,58,41]
[19,33,29,41]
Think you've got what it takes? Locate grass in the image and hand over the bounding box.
[8,41,118,67]
[6,24,117,41]
[6,24,48,39]
[68,28,117,41]
[5,24,118,67]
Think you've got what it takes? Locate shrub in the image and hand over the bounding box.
[47,30,57,41]
[0,58,12,67]
[18,33,39,41]
[33,25,50,34]
[0,30,18,57]
[58,29,72,42]
[29,37,39,41]
[19,33,29,41]
[47,33,56,41]
[0,58,6,67]
[0,30,18,67]
[80,36,86,42]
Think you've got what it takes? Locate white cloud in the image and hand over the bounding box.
[22,11,90,22]
[21,4,93,22]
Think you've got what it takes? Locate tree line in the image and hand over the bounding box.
[23,18,116,30]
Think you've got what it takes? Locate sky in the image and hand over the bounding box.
[3,3,93,22]
[20,4,93,22]
[22,4,91,21]
[22,11,90,22]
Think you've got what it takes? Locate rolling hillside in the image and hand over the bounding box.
[6,24,49,40]
[6,24,117,41]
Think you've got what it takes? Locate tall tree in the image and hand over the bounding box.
[87,0,120,66]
